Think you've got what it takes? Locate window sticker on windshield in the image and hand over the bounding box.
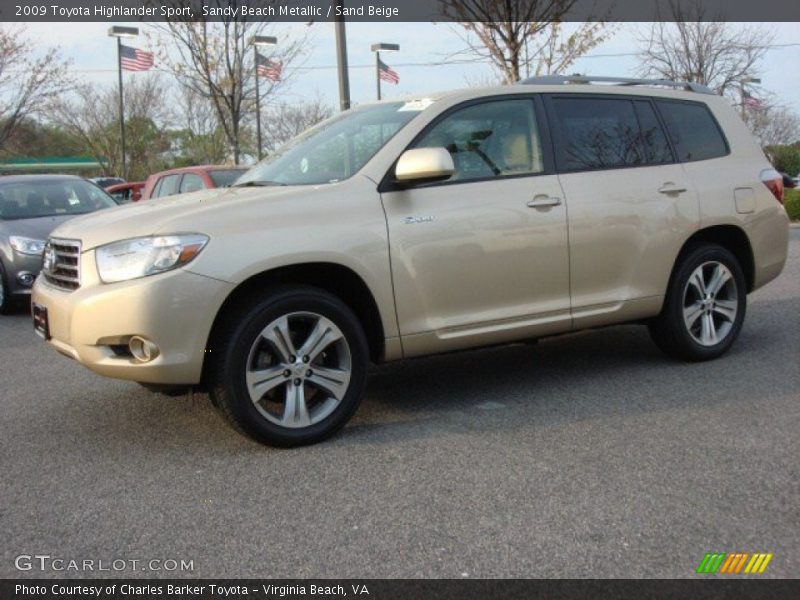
[398,98,435,112]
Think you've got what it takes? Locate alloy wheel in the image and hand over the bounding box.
[245,311,352,428]
[682,261,738,347]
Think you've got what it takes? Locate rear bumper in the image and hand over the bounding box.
[31,267,234,385]
[749,207,790,291]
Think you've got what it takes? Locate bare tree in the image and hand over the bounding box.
[637,0,770,97]
[0,26,72,154]
[261,98,333,154]
[440,1,612,83]
[48,77,172,180]
[149,2,304,163]
[743,101,800,149]
[170,85,231,165]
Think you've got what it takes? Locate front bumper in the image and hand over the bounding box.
[3,251,43,297]
[31,260,234,385]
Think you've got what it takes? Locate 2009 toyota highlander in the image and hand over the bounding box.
[32,76,789,447]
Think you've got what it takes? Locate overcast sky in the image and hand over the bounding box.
[18,21,800,113]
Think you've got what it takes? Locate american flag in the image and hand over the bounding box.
[378,58,399,84]
[256,52,282,82]
[120,44,154,72]
[743,92,762,109]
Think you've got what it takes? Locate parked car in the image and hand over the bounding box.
[106,181,145,203]
[33,76,789,446]
[0,175,117,313]
[140,166,247,201]
[89,176,125,189]
[781,172,796,189]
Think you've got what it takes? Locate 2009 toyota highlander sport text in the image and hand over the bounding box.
[32,76,789,447]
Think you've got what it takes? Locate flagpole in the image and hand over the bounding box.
[375,51,381,101]
[254,47,263,161]
[116,37,127,179]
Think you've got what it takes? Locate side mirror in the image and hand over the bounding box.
[394,147,454,184]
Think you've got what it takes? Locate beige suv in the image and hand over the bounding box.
[32,76,789,446]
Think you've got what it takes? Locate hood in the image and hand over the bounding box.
[48,184,342,251]
[1,214,79,241]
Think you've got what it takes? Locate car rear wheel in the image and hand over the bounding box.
[208,286,369,447]
[648,243,746,361]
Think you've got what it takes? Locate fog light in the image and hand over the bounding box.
[129,336,160,362]
[16,272,35,287]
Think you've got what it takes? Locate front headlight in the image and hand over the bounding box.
[9,236,46,256]
[95,234,209,283]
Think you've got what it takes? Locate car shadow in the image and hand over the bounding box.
[12,296,797,453]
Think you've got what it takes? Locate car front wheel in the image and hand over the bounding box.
[208,286,369,447]
[0,262,12,315]
[649,243,747,361]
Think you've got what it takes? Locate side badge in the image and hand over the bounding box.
[403,216,435,224]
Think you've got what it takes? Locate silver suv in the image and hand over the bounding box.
[32,76,790,446]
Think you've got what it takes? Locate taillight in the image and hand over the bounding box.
[760,168,784,204]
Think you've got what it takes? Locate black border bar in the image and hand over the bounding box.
[3,579,800,600]
[2,0,800,23]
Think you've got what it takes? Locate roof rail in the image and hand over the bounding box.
[519,75,715,95]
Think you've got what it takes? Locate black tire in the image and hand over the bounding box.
[208,286,369,447]
[0,261,13,315]
[649,243,747,362]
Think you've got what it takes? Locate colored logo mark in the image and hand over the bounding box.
[696,552,773,574]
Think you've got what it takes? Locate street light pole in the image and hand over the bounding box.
[254,45,262,160]
[370,43,399,102]
[334,0,351,111]
[108,26,139,179]
[116,37,126,178]
[251,36,277,161]
[375,50,381,100]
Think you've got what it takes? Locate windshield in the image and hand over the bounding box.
[237,102,422,186]
[0,179,118,220]
[209,169,247,188]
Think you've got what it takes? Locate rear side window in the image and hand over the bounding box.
[655,100,728,162]
[155,174,181,198]
[179,173,205,193]
[550,97,647,171]
[208,169,246,188]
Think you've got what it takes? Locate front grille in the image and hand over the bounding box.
[43,238,82,290]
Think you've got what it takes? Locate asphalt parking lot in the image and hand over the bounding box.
[2,229,798,579]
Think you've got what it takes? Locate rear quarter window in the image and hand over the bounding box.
[655,100,729,162]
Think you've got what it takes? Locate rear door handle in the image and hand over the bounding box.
[527,196,562,208]
[658,183,687,195]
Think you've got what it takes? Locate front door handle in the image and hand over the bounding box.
[658,183,687,195]
[527,196,562,208]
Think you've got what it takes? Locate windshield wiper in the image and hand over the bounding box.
[233,180,287,187]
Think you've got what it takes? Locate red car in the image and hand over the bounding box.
[105,181,145,203]
[140,165,248,201]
